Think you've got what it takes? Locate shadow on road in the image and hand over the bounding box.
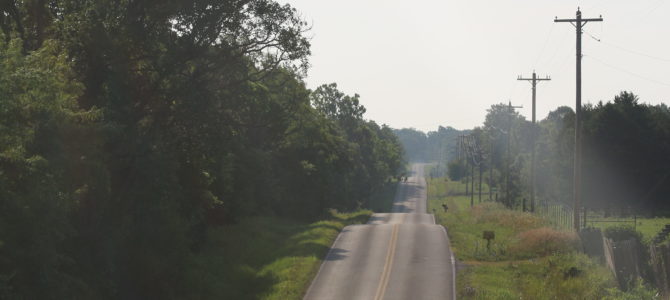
[323,248,349,261]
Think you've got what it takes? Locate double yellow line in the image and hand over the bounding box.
[374,224,399,300]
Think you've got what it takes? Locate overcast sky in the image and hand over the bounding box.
[279,0,670,132]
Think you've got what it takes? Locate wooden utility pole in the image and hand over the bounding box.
[478,153,483,203]
[517,72,551,213]
[555,7,603,231]
[489,136,494,202]
[471,153,475,207]
[461,135,470,197]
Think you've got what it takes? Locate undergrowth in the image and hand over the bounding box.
[183,210,371,300]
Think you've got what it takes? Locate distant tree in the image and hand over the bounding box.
[393,128,428,162]
[447,159,466,181]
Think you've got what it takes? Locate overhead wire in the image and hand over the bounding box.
[532,23,556,69]
[543,25,573,72]
[585,29,670,63]
[584,54,670,87]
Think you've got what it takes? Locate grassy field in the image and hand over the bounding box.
[587,216,670,244]
[425,176,658,299]
[184,210,371,300]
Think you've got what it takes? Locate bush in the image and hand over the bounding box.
[603,279,658,300]
[509,227,579,258]
[604,226,643,243]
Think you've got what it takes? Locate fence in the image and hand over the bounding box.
[650,242,670,299]
[579,228,643,291]
[585,210,637,231]
[606,238,641,289]
[537,201,574,231]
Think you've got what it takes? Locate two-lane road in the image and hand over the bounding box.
[304,164,456,300]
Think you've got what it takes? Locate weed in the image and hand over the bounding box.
[509,227,579,258]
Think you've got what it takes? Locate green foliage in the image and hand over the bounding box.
[458,253,615,300]
[603,280,659,300]
[426,176,651,300]
[182,210,371,300]
[393,126,465,165]
[590,217,670,244]
[0,37,93,298]
[475,91,670,213]
[447,159,466,181]
[0,1,403,298]
[604,226,644,243]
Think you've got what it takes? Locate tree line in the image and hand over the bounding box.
[393,126,466,166]
[446,92,670,215]
[0,1,403,298]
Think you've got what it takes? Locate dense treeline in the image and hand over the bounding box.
[0,1,403,298]
[452,92,670,214]
[393,126,465,164]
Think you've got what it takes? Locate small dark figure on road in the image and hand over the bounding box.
[442,203,448,212]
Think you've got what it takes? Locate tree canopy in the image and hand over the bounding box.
[0,1,404,298]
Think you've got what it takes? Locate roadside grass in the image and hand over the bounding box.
[427,177,545,261]
[458,253,613,300]
[425,177,654,299]
[184,210,371,300]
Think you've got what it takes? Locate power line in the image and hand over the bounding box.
[585,55,670,87]
[585,30,670,63]
[533,23,556,69]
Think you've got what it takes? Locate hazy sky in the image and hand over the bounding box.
[279,0,670,132]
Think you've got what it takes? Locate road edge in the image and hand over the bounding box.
[440,225,457,300]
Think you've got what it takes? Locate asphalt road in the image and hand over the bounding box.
[304,164,456,300]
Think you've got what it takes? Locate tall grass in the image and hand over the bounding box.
[509,227,579,258]
[426,176,657,299]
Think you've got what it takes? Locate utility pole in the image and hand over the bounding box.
[467,135,475,207]
[471,152,475,207]
[505,101,523,209]
[555,7,602,231]
[518,72,551,213]
[479,150,483,203]
[489,135,494,202]
[465,134,483,208]
[463,136,469,196]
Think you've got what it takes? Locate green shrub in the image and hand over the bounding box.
[603,279,658,300]
[604,226,643,243]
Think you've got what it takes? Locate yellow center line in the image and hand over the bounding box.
[374,224,399,300]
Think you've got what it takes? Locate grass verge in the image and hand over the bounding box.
[588,216,670,244]
[426,176,658,299]
[183,210,371,300]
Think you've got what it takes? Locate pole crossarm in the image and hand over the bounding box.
[554,18,603,23]
[517,76,551,82]
[554,7,603,231]
[517,72,551,213]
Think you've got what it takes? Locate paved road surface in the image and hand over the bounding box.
[304,164,456,300]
